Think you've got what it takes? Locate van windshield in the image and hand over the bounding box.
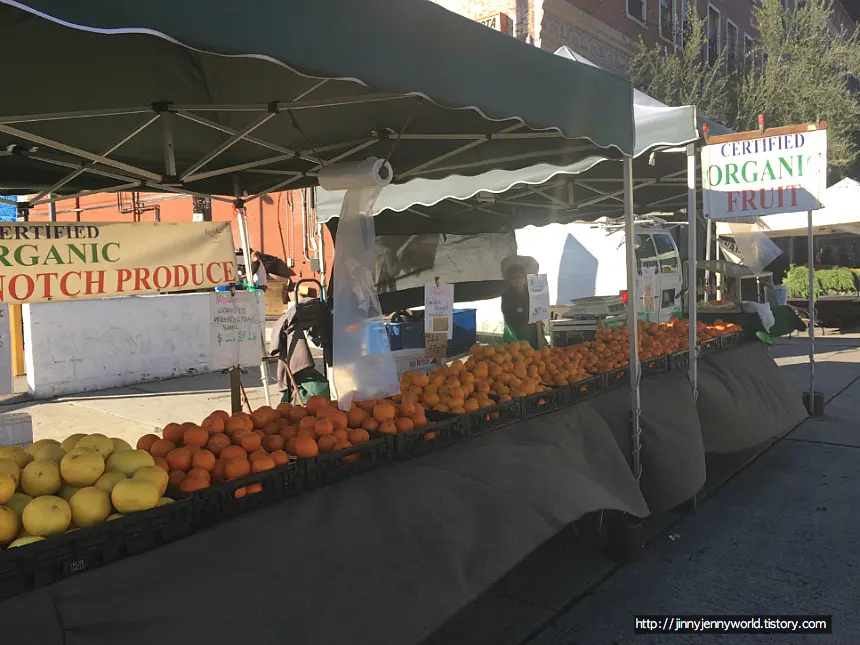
[635,234,658,274]
[653,233,679,274]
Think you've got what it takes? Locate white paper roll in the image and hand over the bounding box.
[317,157,393,191]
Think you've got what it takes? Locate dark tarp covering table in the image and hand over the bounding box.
[0,343,804,645]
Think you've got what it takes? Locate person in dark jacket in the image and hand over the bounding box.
[501,264,537,347]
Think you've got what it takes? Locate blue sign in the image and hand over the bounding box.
[0,197,18,222]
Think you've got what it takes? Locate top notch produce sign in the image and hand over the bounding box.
[0,222,236,304]
[701,124,827,220]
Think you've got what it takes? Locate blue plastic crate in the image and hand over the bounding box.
[398,309,477,356]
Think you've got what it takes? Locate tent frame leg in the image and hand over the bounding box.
[623,156,642,484]
[686,143,698,399]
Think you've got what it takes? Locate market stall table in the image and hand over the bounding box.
[0,341,806,645]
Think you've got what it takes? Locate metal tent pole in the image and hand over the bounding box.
[704,217,712,302]
[623,156,641,482]
[235,200,273,408]
[686,143,698,398]
[806,209,820,415]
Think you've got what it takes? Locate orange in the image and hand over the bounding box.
[186,444,202,456]
[230,429,249,445]
[165,447,192,472]
[263,435,285,452]
[234,487,248,499]
[373,402,397,423]
[279,425,299,441]
[220,445,246,462]
[410,414,428,428]
[276,402,293,416]
[378,421,398,435]
[270,450,289,466]
[153,457,170,473]
[261,423,279,436]
[187,467,211,482]
[332,428,349,442]
[247,483,263,495]
[136,434,159,452]
[288,407,309,423]
[211,459,227,483]
[294,437,319,459]
[347,407,367,428]
[240,432,262,453]
[224,457,251,481]
[348,429,370,445]
[168,469,186,489]
[201,415,225,435]
[183,426,209,448]
[399,401,417,417]
[305,396,328,416]
[361,417,379,432]
[192,449,216,472]
[298,415,318,431]
[210,410,230,424]
[395,418,414,434]
[250,409,273,429]
[162,423,184,443]
[314,419,334,437]
[251,456,276,473]
[179,476,209,493]
[248,448,269,462]
[356,399,377,412]
[296,427,316,440]
[150,438,176,459]
[285,437,299,456]
[329,411,348,431]
[317,435,338,453]
[206,433,231,457]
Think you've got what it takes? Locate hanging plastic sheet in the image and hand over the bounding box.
[319,158,399,410]
[725,220,783,273]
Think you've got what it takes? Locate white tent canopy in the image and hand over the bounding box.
[714,178,860,238]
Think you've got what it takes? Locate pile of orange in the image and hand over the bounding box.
[400,341,577,413]
[400,320,744,407]
[137,407,292,498]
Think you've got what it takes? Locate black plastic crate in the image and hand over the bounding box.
[184,460,302,529]
[301,433,395,490]
[668,350,690,371]
[603,366,630,390]
[394,415,467,461]
[465,397,522,437]
[641,354,669,376]
[698,337,721,356]
[720,331,743,349]
[521,386,569,419]
[568,375,603,403]
[0,497,193,600]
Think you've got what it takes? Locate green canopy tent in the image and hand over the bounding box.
[0,0,634,204]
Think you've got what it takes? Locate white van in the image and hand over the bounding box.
[460,219,684,339]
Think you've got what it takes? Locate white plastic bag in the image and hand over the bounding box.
[321,159,401,410]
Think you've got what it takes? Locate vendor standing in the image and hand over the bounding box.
[501,264,538,348]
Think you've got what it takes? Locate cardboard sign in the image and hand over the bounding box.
[424,283,454,340]
[209,291,262,370]
[424,332,448,359]
[638,267,657,312]
[527,274,550,324]
[0,221,236,304]
[701,126,827,220]
[0,304,11,395]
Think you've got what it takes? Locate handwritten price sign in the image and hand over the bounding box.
[424,283,454,340]
[527,274,550,324]
[209,291,262,370]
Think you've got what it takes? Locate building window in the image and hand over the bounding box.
[627,0,646,24]
[707,5,721,64]
[743,34,756,73]
[726,20,739,73]
[659,0,676,42]
[680,1,693,48]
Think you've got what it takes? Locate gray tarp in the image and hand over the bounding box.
[0,1,635,198]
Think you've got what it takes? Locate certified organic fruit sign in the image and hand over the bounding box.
[0,222,236,304]
[700,124,827,220]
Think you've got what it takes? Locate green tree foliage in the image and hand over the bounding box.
[628,0,860,169]
[736,0,860,169]
[628,3,734,125]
